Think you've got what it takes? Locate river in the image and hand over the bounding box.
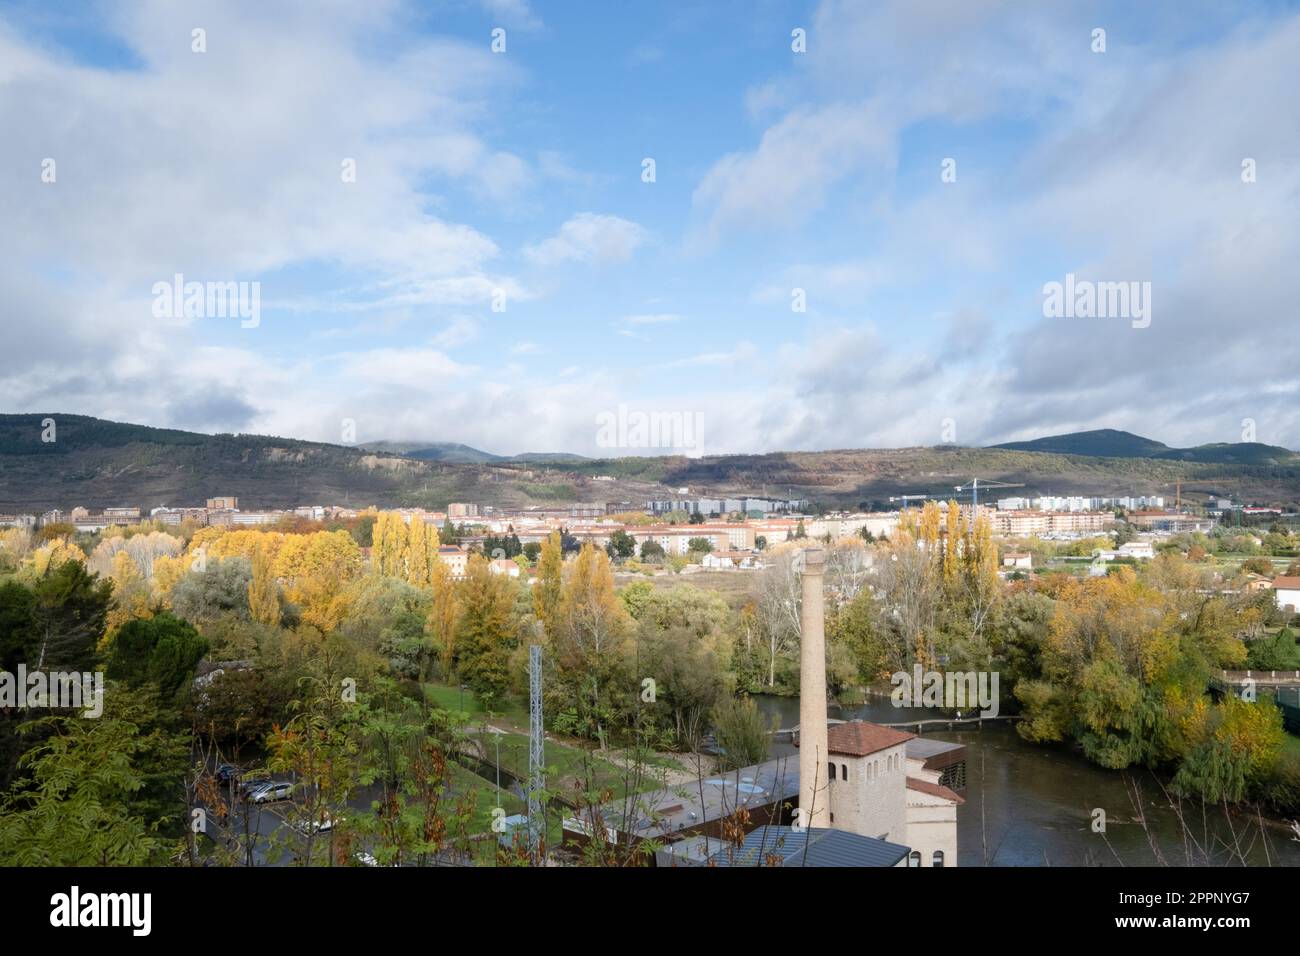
[753,694,1300,867]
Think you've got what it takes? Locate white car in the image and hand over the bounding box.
[249,782,294,804]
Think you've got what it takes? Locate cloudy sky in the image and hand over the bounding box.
[1,0,1298,456]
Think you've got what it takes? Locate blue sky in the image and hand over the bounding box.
[1,0,1298,456]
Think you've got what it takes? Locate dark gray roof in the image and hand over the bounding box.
[905,737,965,759]
[564,757,798,838]
[709,826,910,868]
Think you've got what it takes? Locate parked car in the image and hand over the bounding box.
[248,781,294,804]
[239,774,271,796]
[215,764,242,784]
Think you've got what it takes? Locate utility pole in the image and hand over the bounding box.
[528,644,544,862]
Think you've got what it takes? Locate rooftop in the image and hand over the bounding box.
[821,721,915,757]
[708,825,910,868]
[563,756,797,839]
[905,777,965,805]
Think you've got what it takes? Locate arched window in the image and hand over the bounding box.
[829,763,837,781]
[908,851,921,867]
[932,850,945,868]
[841,763,848,781]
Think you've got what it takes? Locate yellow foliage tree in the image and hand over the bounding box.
[406,517,433,588]
[533,531,563,638]
[103,550,153,646]
[426,561,459,678]
[26,538,86,578]
[248,540,281,627]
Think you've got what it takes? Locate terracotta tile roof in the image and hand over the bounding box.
[819,722,915,757]
[906,777,965,805]
[1272,576,1300,589]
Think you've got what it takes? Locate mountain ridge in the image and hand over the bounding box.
[1,414,1298,511]
[993,428,1296,464]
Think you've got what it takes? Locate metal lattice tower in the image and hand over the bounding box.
[527,644,544,860]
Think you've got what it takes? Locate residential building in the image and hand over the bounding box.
[438,545,469,578]
[1274,576,1300,614]
[488,558,520,578]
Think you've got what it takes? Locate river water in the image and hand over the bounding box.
[753,695,1300,867]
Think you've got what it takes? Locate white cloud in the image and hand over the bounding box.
[691,101,896,241]
[524,213,647,267]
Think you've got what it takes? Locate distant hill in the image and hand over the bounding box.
[360,440,588,465]
[993,429,1297,466]
[0,414,613,512]
[994,429,1170,458]
[361,441,501,464]
[1,414,1298,511]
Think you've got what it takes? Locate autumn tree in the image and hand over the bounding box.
[455,554,516,703]
[533,531,563,638]
[248,540,281,627]
[426,561,459,680]
[405,517,435,588]
[551,543,633,746]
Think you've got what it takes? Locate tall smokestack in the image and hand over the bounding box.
[798,546,828,829]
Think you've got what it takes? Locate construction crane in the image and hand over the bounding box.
[952,477,1025,511]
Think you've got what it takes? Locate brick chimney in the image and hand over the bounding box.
[798,546,829,828]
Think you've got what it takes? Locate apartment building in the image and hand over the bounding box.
[1126,511,1216,533]
[437,545,469,577]
[989,510,1113,536]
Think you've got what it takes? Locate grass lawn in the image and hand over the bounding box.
[445,761,528,864]
[423,681,529,728]
[486,731,657,804]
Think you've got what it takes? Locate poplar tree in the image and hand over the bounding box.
[532,531,563,638]
[248,540,281,627]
